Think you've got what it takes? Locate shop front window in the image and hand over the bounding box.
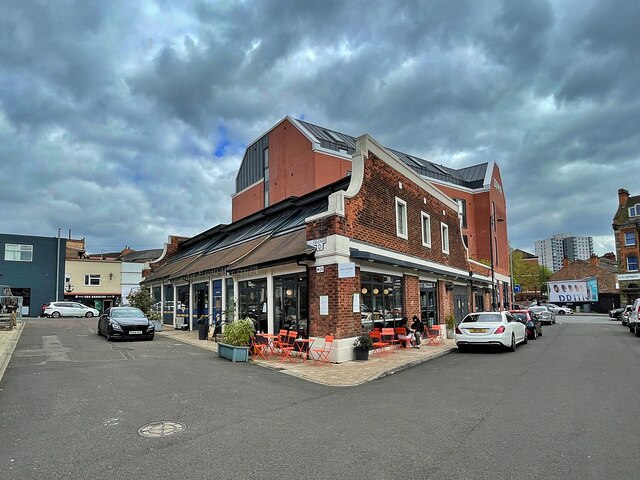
[360,272,404,330]
[238,278,267,333]
[151,286,161,313]
[193,282,209,329]
[420,281,438,326]
[163,285,174,325]
[225,278,235,322]
[176,284,190,328]
[274,273,308,337]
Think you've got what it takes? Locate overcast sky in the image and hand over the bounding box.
[1,0,638,256]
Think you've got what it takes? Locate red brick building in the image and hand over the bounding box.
[613,188,640,305]
[233,117,511,307]
[143,131,506,362]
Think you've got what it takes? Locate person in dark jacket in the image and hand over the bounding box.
[410,315,424,348]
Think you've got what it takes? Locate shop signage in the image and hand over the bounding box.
[307,237,327,252]
[319,295,329,315]
[352,293,360,312]
[316,266,324,273]
[548,279,598,302]
[618,273,640,281]
[338,262,356,278]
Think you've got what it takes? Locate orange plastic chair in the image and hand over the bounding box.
[273,329,289,355]
[311,335,334,365]
[279,331,299,363]
[370,331,389,356]
[394,327,410,348]
[250,336,269,360]
[381,328,399,352]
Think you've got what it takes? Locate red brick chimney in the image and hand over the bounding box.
[120,246,134,257]
[619,188,630,207]
[589,254,599,266]
[603,252,616,261]
[562,257,569,269]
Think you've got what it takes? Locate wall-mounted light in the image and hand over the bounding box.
[445,283,454,291]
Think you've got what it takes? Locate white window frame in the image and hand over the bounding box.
[84,274,101,286]
[629,205,638,217]
[441,222,449,254]
[4,243,33,262]
[421,212,431,248]
[627,256,639,272]
[625,231,636,246]
[395,197,408,240]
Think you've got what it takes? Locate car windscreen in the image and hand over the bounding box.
[461,313,502,323]
[111,308,145,318]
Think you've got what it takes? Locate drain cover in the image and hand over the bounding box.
[138,421,186,438]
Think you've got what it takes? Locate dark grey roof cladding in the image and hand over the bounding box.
[296,118,487,189]
[121,249,163,262]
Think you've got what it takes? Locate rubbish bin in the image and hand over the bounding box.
[197,320,208,340]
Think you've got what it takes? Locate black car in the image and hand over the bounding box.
[509,310,542,339]
[97,307,154,341]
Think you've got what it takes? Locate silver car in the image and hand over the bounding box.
[529,306,555,325]
[44,301,99,318]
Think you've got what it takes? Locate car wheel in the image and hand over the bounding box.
[85,312,94,318]
[51,311,61,318]
[509,334,517,352]
[96,326,101,336]
[533,329,538,340]
[559,310,565,315]
[635,324,640,338]
[523,332,528,345]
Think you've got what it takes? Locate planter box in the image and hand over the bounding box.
[218,343,250,363]
[354,349,369,361]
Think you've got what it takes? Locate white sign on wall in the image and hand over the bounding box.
[319,295,329,316]
[338,262,356,278]
[352,293,360,313]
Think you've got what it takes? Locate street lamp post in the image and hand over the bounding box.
[490,211,504,311]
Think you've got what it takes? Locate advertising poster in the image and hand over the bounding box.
[548,279,598,303]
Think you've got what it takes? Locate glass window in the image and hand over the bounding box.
[421,212,431,248]
[238,278,268,333]
[225,278,235,322]
[163,284,174,325]
[627,256,639,272]
[395,197,408,239]
[441,223,449,254]
[176,284,190,327]
[84,274,100,286]
[360,272,403,330]
[625,232,636,246]
[630,205,638,217]
[4,244,33,262]
[273,273,308,337]
[264,147,269,207]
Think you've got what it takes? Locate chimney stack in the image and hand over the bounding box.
[603,252,616,261]
[589,253,599,266]
[562,257,569,269]
[618,188,630,207]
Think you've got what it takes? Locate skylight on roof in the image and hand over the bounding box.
[325,129,344,143]
[405,155,424,168]
[430,163,450,175]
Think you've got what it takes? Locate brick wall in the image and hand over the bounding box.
[402,274,420,320]
[343,152,469,271]
[308,264,361,339]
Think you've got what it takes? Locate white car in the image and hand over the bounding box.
[628,299,640,336]
[543,303,573,315]
[44,301,99,318]
[455,311,527,351]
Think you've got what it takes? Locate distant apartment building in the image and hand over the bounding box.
[535,233,594,272]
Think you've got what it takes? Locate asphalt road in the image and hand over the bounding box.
[0,314,638,480]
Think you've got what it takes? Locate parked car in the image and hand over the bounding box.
[97,307,155,341]
[44,301,99,318]
[542,303,573,315]
[610,306,626,319]
[529,306,555,325]
[455,311,527,351]
[620,305,633,327]
[627,299,640,336]
[510,310,542,339]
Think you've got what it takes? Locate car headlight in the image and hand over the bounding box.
[146,323,154,331]
[110,321,123,331]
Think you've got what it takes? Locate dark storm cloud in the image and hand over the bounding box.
[1,0,638,255]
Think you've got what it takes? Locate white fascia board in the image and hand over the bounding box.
[287,116,321,148]
[425,177,490,194]
[351,239,490,281]
[483,160,496,188]
[314,146,353,161]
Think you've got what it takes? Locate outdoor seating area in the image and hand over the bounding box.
[252,331,334,365]
[368,326,446,356]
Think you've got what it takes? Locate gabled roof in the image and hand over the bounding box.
[121,249,163,263]
[295,118,487,189]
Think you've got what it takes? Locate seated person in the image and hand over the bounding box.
[395,317,415,348]
[410,315,425,348]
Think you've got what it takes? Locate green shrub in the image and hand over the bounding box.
[354,334,373,351]
[445,315,456,329]
[222,318,255,346]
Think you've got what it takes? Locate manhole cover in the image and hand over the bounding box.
[138,421,186,438]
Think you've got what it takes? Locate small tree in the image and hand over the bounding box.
[127,287,153,314]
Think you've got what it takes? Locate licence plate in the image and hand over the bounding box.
[469,328,486,333]
[129,330,143,335]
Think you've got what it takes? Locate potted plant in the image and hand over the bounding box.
[197,315,208,340]
[353,334,373,361]
[445,315,456,339]
[218,318,255,362]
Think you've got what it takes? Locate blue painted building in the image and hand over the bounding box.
[0,233,67,316]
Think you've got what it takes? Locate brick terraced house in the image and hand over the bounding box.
[143,126,509,362]
[613,188,640,305]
